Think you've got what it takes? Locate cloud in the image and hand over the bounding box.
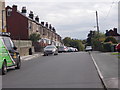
[5,0,118,39]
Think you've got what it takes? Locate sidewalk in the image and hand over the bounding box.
[20,53,43,61]
[91,51,119,89]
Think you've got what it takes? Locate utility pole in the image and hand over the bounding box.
[96,11,99,34]
[96,11,101,51]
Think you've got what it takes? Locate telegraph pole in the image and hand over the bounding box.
[96,11,100,51]
[96,11,99,34]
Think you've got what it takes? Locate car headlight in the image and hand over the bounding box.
[52,49,56,52]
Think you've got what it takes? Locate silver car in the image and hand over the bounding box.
[85,46,93,51]
[58,46,68,53]
[44,45,58,56]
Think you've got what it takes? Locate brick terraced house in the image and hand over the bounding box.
[6,5,62,51]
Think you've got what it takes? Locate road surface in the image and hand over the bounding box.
[3,52,104,88]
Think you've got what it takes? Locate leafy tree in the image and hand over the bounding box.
[86,31,106,51]
[63,37,72,46]
[29,33,41,42]
[63,37,84,51]
[104,36,117,44]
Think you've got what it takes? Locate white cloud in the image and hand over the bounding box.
[5,0,118,39]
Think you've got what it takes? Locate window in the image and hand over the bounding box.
[7,9,12,16]
[29,22,32,30]
[3,37,14,50]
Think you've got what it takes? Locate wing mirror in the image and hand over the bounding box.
[13,46,17,50]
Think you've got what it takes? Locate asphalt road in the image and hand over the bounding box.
[3,52,104,88]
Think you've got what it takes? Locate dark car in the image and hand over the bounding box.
[44,45,58,56]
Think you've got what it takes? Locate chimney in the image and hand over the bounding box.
[12,5,17,12]
[41,22,44,26]
[113,28,117,34]
[49,24,52,30]
[52,27,56,32]
[21,7,27,16]
[45,22,48,28]
[29,11,34,19]
[106,30,108,33]
[35,16,39,22]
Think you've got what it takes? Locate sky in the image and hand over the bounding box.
[5,0,119,40]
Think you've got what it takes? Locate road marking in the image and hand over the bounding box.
[90,54,104,79]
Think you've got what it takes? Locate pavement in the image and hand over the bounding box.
[20,53,43,61]
[90,51,119,90]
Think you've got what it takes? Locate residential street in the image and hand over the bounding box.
[3,52,104,88]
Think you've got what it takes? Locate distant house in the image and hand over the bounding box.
[6,5,62,47]
[105,28,120,43]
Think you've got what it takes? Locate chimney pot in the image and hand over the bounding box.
[49,24,52,29]
[12,5,17,11]
[52,27,56,32]
[22,7,27,15]
[35,16,39,22]
[29,11,34,19]
[41,22,44,26]
[113,28,117,34]
[45,22,48,28]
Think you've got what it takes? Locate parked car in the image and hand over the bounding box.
[67,47,75,52]
[74,48,78,52]
[44,45,58,56]
[0,32,21,75]
[58,46,68,53]
[85,46,92,51]
[116,43,120,52]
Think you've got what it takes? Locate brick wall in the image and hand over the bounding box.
[13,40,34,56]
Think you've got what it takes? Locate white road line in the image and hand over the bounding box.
[90,54,104,79]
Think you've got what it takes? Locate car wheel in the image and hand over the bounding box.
[2,61,7,75]
[43,54,46,56]
[15,58,21,69]
[54,52,58,55]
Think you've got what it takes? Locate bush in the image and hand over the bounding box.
[102,43,112,52]
[104,36,117,44]
[29,33,41,42]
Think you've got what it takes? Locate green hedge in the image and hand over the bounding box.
[100,42,117,52]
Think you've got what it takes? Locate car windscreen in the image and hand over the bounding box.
[3,37,14,50]
[45,46,55,49]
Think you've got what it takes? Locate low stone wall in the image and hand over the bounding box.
[13,40,34,56]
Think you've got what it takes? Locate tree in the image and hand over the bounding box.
[63,37,84,51]
[86,31,106,51]
[104,36,117,44]
[63,37,72,46]
[29,33,41,42]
